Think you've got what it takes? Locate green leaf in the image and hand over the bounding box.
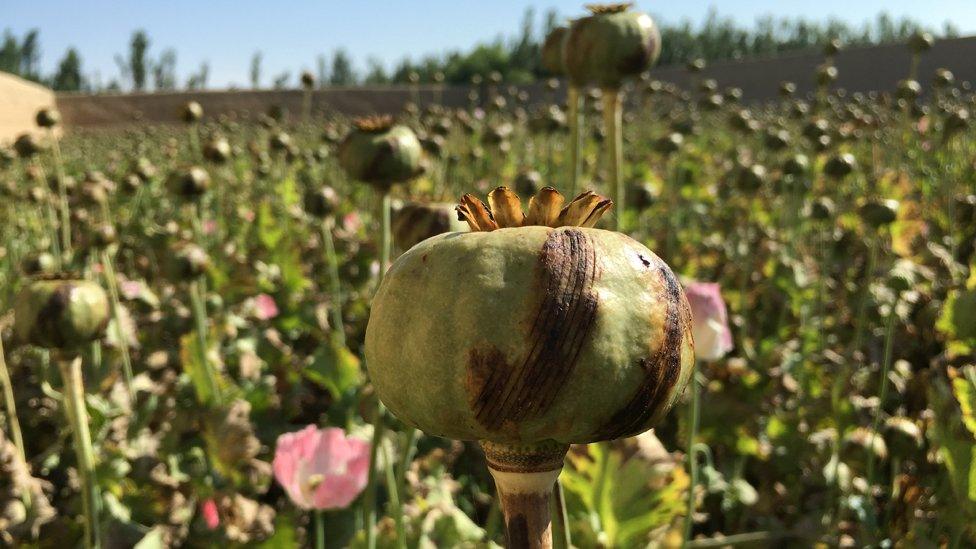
[305,334,362,397]
[562,440,688,547]
[256,512,299,548]
[938,289,976,343]
[953,376,976,437]
[256,200,285,250]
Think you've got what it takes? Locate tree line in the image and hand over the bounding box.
[0,8,959,92]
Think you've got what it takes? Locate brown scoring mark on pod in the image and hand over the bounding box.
[591,259,691,440]
[467,228,600,431]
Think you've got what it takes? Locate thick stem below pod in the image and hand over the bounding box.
[58,355,101,549]
[602,88,623,231]
[481,440,569,549]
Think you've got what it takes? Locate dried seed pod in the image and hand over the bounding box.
[303,186,340,219]
[908,31,934,54]
[203,137,232,164]
[181,101,204,123]
[367,186,693,445]
[172,244,211,280]
[14,279,110,350]
[167,166,211,198]
[824,153,857,179]
[391,200,466,251]
[541,26,568,75]
[859,198,900,228]
[514,170,542,198]
[35,108,61,128]
[300,70,315,89]
[13,133,46,158]
[338,116,424,190]
[563,3,661,89]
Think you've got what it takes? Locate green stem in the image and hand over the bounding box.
[321,218,346,345]
[383,444,406,549]
[852,234,880,357]
[190,279,221,405]
[363,412,386,549]
[58,355,100,549]
[567,86,583,196]
[365,189,394,549]
[684,369,702,545]
[0,336,29,509]
[602,87,623,230]
[552,478,572,549]
[865,297,899,487]
[314,509,325,549]
[49,131,72,259]
[100,250,134,398]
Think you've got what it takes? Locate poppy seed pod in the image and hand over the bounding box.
[338,116,424,190]
[167,166,211,198]
[817,65,838,87]
[303,186,340,219]
[563,3,661,89]
[909,32,935,54]
[14,279,110,350]
[181,101,204,123]
[391,200,467,251]
[13,133,46,158]
[859,198,900,228]
[541,26,568,75]
[824,38,842,57]
[808,197,836,221]
[824,153,857,179]
[896,80,922,101]
[366,186,694,446]
[203,137,232,164]
[514,170,542,197]
[36,108,61,128]
[300,70,315,89]
[172,244,211,280]
[933,68,954,88]
[783,154,810,177]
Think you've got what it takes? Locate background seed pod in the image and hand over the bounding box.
[391,200,466,252]
[14,279,111,350]
[35,108,61,128]
[541,25,568,75]
[338,119,424,190]
[563,5,661,89]
[167,166,211,198]
[365,226,694,445]
[181,101,204,123]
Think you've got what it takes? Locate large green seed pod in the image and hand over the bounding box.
[563,3,661,89]
[392,200,467,252]
[366,187,694,445]
[13,279,110,350]
[338,116,424,190]
[540,26,568,75]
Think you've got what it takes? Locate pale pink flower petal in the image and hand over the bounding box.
[684,281,733,362]
[253,294,279,320]
[203,219,218,235]
[273,426,370,511]
[201,498,220,530]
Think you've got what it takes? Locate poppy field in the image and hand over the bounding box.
[1,5,976,548]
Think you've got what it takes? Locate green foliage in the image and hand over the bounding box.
[561,441,687,547]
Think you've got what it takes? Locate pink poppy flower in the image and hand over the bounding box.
[120,280,143,301]
[203,219,218,235]
[272,426,370,510]
[253,294,279,320]
[201,498,220,529]
[684,282,733,362]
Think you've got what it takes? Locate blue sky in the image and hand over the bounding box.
[4,1,975,88]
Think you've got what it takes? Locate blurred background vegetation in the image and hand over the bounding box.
[0,8,961,93]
